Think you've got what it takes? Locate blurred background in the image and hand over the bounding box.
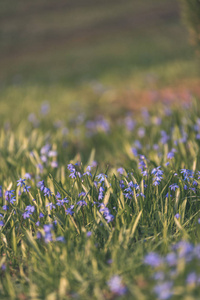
[0,0,200,123]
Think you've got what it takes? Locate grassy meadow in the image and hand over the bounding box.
[0,1,200,299]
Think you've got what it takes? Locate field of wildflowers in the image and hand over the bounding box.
[0,98,200,299]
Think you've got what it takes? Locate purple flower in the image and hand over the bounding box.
[23,185,31,192]
[186,272,197,285]
[165,252,177,266]
[193,180,198,186]
[173,241,194,260]
[96,173,107,183]
[99,204,114,223]
[119,180,125,189]
[117,168,124,175]
[37,180,45,191]
[105,213,114,223]
[167,152,174,160]
[98,186,104,200]
[44,224,53,233]
[22,212,31,219]
[175,213,180,219]
[37,232,42,239]
[83,166,92,177]
[48,151,57,157]
[132,147,138,156]
[51,161,58,168]
[78,192,86,198]
[2,205,9,211]
[193,244,200,259]
[17,178,26,187]
[144,252,163,267]
[25,205,35,213]
[180,169,194,182]
[138,127,145,138]
[160,130,169,144]
[153,271,165,281]
[77,200,87,207]
[86,231,92,237]
[66,207,74,216]
[25,173,32,180]
[154,281,173,300]
[46,203,56,210]
[43,187,52,197]
[169,184,179,191]
[5,190,15,202]
[44,232,53,243]
[41,155,47,163]
[125,116,135,131]
[107,275,127,296]
[55,236,65,242]
[107,259,113,264]
[40,102,50,115]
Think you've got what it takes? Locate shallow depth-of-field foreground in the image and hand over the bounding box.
[0,99,200,299]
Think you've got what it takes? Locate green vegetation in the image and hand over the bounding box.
[1,1,200,299]
[0,0,199,88]
[1,99,200,299]
[180,0,200,51]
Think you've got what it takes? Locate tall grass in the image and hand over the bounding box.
[0,99,200,299]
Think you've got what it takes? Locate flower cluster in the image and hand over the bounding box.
[144,240,200,299]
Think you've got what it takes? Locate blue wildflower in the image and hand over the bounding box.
[180,169,194,182]
[77,200,87,207]
[40,144,51,155]
[2,205,9,211]
[175,213,180,219]
[153,271,165,281]
[186,272,198,285]
[144,252,163,267]
[117,167,124,175]
[37,180,45,191]
[23,185,31,192]
[55,236,65,242]
[160,130,169,144]
[167,152,174,160]
[119,180,125,189]
[5,190,15,202]
[66,206,74,216]
[154,281,173,300]
[48,150,57,157]
[46,203,56,210]
[98,186,104,200]
[17,178,26,187]
[25,205,35,213]
[96,173,107,183]
[165,252,177,266]
[125,116,135,131]
[24,173,32,180]
[43,187,52,197]
[107,275,127,296]
[169,184,179,191]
